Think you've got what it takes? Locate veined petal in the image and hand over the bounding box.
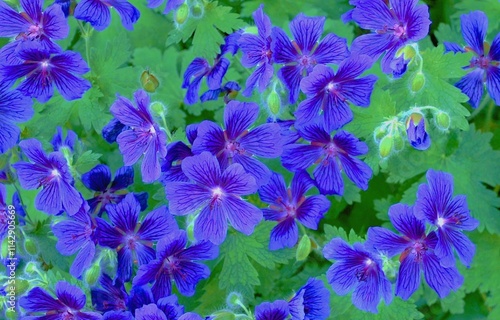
[172,261,210,296]
[232,153,271,186]
[42,4,70,40]
[395,255,421,300]
[351,0,394,30]
[222,196,262,237]
[333,130,368,156]
[242,62,273,96]
[295,123,331,144]
[253,4,271,37]
[446,229,476,267]
[269,218,298,250]
[116,130,149,166]
[444,42,465,54]
[336,75,377,107]
[111,166,134,190]
[388,204,425,239]
[139,206,178,240]
[191,121,225,156]
[290,170,314,202]
[109,0,141,31]
[313,157,343,195]
[70,241,95,278]
[19,287,64,312]
[295,195,330,230]
[460,11,487,55]
[322,95,353,133]
[239,123,282,157]
[81,164,111,192]
[258,171,287,205]
[224,101,259,140]
[351,274,381,313]
[0,2,29,37]
[181,152,221,187]
[295,94,325,128]
[59,180,83,216]
[423,252,463,298]
[0,121,20,154]
[207,57,229,90]
[351,33,394,59]
[194,205,227,245]
[456,68,485,109]
[177,240,219,261]
[95,218,123,248]
[281,144,322,171]
[326,262,358,295]
[220,163,258,196]
[300,64,334,95]
[486,65,500,107]
[35,182,61,215]
[290,14,325,53]
[107,194,140,232]
[272,27,298,64]
[277,65,303,104]
[74,0,111,31]
[489,33,500,61]
[313,33,349,64]
[366,227,408,257]
[141,140,162,183]
[17,68,54,103]
[337,153,372,190]
[165,182,210,216]
[414,169,455,222]
[435,228,455,268]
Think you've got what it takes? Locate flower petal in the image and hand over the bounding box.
[269,218,298,250]
[423,252,463,298]
[486,65,500,107]
[239,123,282,157]
[82,164,111,192]
[366,227,408,257]
[19,287,64,312]
[111,166,134,190]
[258,171,287,205]
[232,153,271,186]
[281,144,322,171]
[290,14,325,53]
[272,27,298,64]
[74,0,111,31]
[224,101,259,140]
[313,33,349,64]
[165,182,210,216]
[337,153,372,190]
[222,196,262,237]
[172,261,210,296]
[191,121,225,156]
[194,205,227,245]
[109,0,140,31]
[277,65,302,104]
[460,11,487,55]
[456,68,484,109]
[296,195,330,230]
[395,255,421,300]
[313,157,343,195]
[181,152,221,187]
[220,163,258,195]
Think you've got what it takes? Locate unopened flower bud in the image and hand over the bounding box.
[295,234,312,261]
[411,72,425,92]
[150,101,167,117]
[212,310,237,320]
[226,292,243,309]
[392,133,405,152]
[25,261,38,274]
[85,262,101,286]
[175,3,189,24]
[406,113,431,150]
[379,135,393,158]
[141,70,160,93]
[24,238,38,255]
[267,90,281,116]
[435,111,450,130]
[374,126,387,142]
[190,2,204,18]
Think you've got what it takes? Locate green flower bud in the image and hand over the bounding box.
[175,3,189,24]
[226,292,243,309]
[24,238,38,255]
[190,2,204,18]
[267,90,281,116]
[397,45,416,60]
[150,101,167,118]
[411,72,425,92]
[15,279,29,296]
[374,126,387,142]
[295,234,312,261]
[379,135,393,158]
[25,261,39,275]
[381,255,399,281]
[392,133,405,152]
[435,111,450,130]
[141,70,160,93]
[85,262,101,285]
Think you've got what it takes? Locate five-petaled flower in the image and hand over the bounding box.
[192,100,282,186]
[346,0,431,75]
[366,204,463,300]
[0,48,91,103]
[13,139,83,215]
[281,123,372,196]
[272,13,349,103]
[296,55,377,131]
[110,89,167,184]
[444,11,500,108]
[258,171,330,250]
[96,194,178,281]
[323,238,392,313]
[133,229,218,300]
[165,152,263,244]
[414,170,479,267]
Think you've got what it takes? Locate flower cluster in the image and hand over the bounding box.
[323,170,478,312]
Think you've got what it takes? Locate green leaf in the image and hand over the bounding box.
[218,222,293,298]
[453,0,500,31]
[76,87,112,133]
[241,0,303,26]
[323,225,364,244]
[167,1,245,59]
[73,150,102,174]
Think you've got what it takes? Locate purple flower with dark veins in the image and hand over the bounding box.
[323,238,392,313]
[406,113,430,151]
[347,0,431,75]
[366,204,463,300]
[91,273,128,312]
[281,123,372,196]
[96,194,178,281]
[13,139,83,215]
[414,170,479,267]
[444,11,500,108]
[110,89,167,183]
[52,203,99,277]
[51,126,78,152]
[288,278,330,320]
[192,100,282,186]
[0,48,91,103]
[19,281,101,320]
[258,171,330,250]
[74,0,140,31]
[255,300,290,320]
[238,5,274,96]
[133,229,218,300]
[296,56,377,131]
[0,83,33,154]
[0,0,68,65]
[272,13,349,103]
[165,152,262,244]
[81,164,148,216]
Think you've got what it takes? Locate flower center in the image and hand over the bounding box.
[125,234,138,250]
[437,217,446,227]
[393,23,407,39]
[40,60,50,69]
[324,142,338,158]
[27,24,42,39]
[51,169,61,179]
[470,55,491,70]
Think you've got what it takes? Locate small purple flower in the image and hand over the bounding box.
[165,152,262,244]
[102,118,129,144]
[323,238,392,313]
[133,229,218,300]
[91,273,128,312]
[0,84,33,154]
[444,11,500,108]
[414,170,479,267]
[0,48,91,103]
[19,281,101,319]
[255,300,290,320]
[258,171,330,250]
[74,0,140,31]
[110,89,167,184]
[282,123,372,196]
[96,194,178,281]
[288,278,330,320]
[147,0,184,14]
[13,139,83,215]
[52,203,99,277]
[0,0,68,64]
[347,0,431,74]
[296,56,377,131]
[51,126,78,152]
[366,204,464,300]
[192,100,282,186]
[81,164,148,216]
[406,113,430,151]
[272,13,349,104]
[238,5,274,96]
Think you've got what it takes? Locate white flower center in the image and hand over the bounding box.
[437,217,446,227]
